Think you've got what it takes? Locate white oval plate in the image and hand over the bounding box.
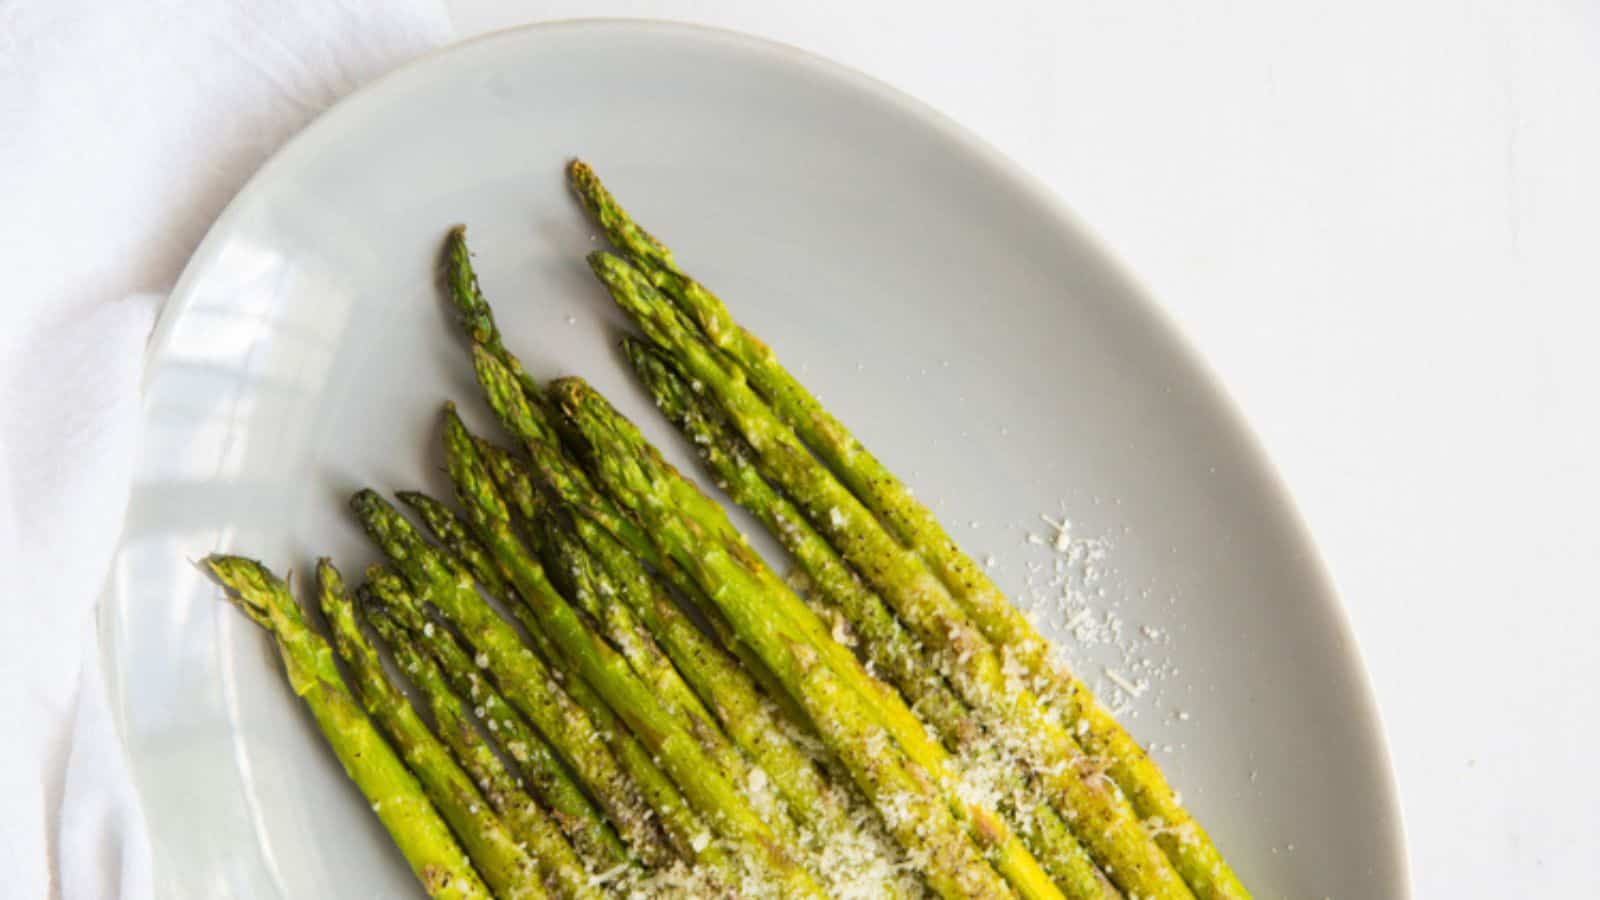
[107,20,1407,899]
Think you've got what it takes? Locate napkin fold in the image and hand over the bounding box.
[0,2,452,896]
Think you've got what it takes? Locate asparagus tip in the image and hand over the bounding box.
[314,557,343,593]
[544,377,583,419]
[567,158,596,193]
[349,488,383,516]
[441,403,470,441]
[618,334,648,363]
[203,554,277,629]
[620,336,671,380]
[585,249,626,279]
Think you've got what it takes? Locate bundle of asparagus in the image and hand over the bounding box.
[202,161,1249,899]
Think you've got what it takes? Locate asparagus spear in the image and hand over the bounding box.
[444,234,984,893]
[589,250,1190,900]
[443,229,802,722]
[571,160,1246,900]
[349,489,677,869]
[472,438,864,850]
[444,232,724,658]
[449,222,717,653]
[461,343,812,736]
[536,511,805,839]
[476,430,780,711]
[559,365,1115,899]
[550,376,1055,900]
[534,501,921,899]
[625,336,973,747]
[475,434,772,680]
[444,225,544,402]
[627,339,1117,900]
[470,432,825,800]
[560,509,863,847]
[362,595,598,900]
[371,514,631,877]
[446,225,788,710]
[565,534,933,900]
[443,227,657,558]
[441,405,826,898]
[203,557,491,900]
[312,559,546,899]
[385,492,725,877]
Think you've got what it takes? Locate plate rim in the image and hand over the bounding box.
[111,17,1411,896]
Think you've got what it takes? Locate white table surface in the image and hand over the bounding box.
[445,3,1600,896]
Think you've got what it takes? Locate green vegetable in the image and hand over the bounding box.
[385,491,719,877]
[387,493,732,877]
[535,510,811,845]
[626,339,1117,900]
[588,250,1189,900]
[204,556,491,900]
[441,405,825,898]
[349,489,676,869]
[390,496,631,874]
[561,508,862,850]
[362,594,597,899]
[448,229,812,746]
[571,160,1246,900]
[469,428,863,863]
[312,559,545,899]
[550,375,1057,900]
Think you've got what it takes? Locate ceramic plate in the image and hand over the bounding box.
[105,20,1407,898]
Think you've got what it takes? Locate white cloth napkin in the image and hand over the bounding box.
[0,2,451,896]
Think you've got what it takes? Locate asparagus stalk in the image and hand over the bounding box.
[550,376,1054,900]
[559,508,863,849]
[349,489,677,869]
[445,233,975,893]
[441,405,826,899]
[566,534,932,900]
[534,510,804,843]
[471,438,862,851]
[312,559,546,899]
[557,367,1113,899]
[476,434,759,673]
[474,431,765,699]
[1014,794,1123,900]
[589,250,1190,900]
[462,343,813,736]
[448,222,742,679]
[442,238,705,648]
[625,336,974,747]
[571,160,1246,900]
[376,506,632,875]
[386,492,723,877]
[444,225,784,708]
[535,500,920,899]
[627,339,1117,900]
[444,224,790,715]
[362,594,598,900]
[443,227,658,564]
[444,225,544,402]
[204,557,491,900]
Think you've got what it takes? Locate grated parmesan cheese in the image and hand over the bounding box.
[1104,667,1147,698]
